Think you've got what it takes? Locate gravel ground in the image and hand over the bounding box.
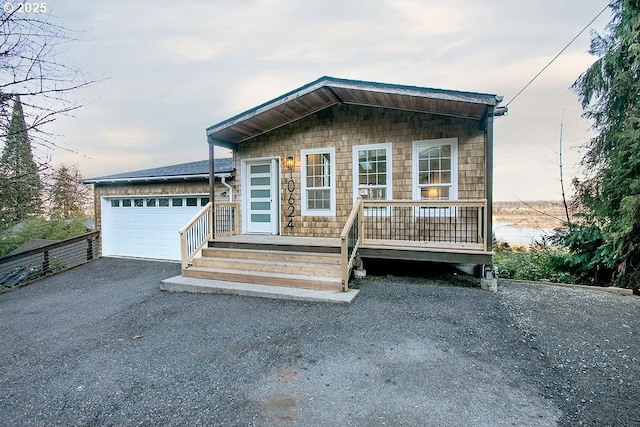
[0,258,638,426]
[497,279,640,427]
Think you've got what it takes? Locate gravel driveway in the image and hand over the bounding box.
[0,257,638,426]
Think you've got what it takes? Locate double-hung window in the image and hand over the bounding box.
[352,143,392,202]
[301,147,336,216]
[413,138,458,201]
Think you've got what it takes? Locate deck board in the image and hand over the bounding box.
[214,235,341,248]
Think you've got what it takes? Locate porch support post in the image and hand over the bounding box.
[485,106,495,253]
[208,135,216,240]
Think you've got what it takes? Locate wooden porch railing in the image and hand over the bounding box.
[361,199,488,251]
[215,202,240,237]
[339,196,364,291]
[179,202,213,270]
[179,202,240,269]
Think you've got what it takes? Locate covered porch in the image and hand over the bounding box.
[179,198,491,292]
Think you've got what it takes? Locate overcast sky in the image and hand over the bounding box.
[33,0,612,201]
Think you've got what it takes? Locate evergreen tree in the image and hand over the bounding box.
[48,164,89,219]
[0,96,42,228]
[568,0,640,288]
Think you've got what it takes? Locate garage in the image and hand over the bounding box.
[84,159,235,261]
[101,195,209,260]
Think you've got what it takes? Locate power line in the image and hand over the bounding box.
[505,2,613,108]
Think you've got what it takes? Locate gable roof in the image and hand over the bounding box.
[206,76,503,147]
[83,158,234,184]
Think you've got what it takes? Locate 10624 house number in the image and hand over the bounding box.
[286,164,295,228]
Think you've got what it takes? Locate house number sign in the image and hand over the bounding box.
[287,161,295,228]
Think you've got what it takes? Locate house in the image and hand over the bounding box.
[84,158,234,260]
[85,77,504,291]
[177,76,505,291]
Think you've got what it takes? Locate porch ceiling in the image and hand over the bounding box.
[206,76,503,147]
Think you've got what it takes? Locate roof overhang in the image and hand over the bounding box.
[206,76,504,148]
[83,173,236,185]
[83,174,210,185]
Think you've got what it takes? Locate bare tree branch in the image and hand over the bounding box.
[1,4,99,153]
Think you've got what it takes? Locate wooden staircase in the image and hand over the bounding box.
[182,241,344,291]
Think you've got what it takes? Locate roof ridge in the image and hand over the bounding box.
[84,158,233,183]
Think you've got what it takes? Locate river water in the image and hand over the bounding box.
[493,221,556,245]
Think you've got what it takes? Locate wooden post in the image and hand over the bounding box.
[485,106,495,253]
[358,196,364,246]
[210,203,215,239]
[179,229,188,270]
[42,250,50,275]
[208,137,216,240]
[234,202,240,235]
[483,201,488,250]
[86,238,94,261]
[341,235,348,292]
[477,203,484,246]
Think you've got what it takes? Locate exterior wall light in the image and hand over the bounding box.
[285,156,295,169]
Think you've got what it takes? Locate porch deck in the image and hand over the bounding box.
[179,198,492,292]
[212,234,492,265]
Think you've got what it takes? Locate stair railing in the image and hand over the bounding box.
[339,197,364,291]
[179,202,213,270]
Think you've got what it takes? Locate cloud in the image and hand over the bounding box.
[40,0,611,202]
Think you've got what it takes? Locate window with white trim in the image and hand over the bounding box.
[301,147,336,216]
[413,138,458,200]
[353,143,392,202]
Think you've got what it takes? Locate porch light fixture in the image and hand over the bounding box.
[285,156,295,169]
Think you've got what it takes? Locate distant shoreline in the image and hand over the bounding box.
[493,200,572,229]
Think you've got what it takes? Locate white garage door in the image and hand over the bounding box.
[101,195,209,260]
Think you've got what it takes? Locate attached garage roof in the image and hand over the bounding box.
[207,76,503,147]
[84,158,234,184]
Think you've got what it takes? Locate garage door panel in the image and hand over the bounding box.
[102,196,204,260]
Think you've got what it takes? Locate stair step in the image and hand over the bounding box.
[182,267,343,291]
[201,247,342,264]
[161,276,359,303]
[192,257,341,278]
[190,245,346,292]
[208,241,340,254]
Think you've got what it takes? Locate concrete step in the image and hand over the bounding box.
[201,247,342,264]
[192,257,342,278]
[182,266,343,291]
[161,275,359,304]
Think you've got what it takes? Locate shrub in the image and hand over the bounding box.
[493,242,578,284]
[24,259,68,282]
[0,217,88,256]
[552,224,615,285]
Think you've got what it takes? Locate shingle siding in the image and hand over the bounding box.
[235,104,486,238]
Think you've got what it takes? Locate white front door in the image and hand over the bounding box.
[246,159,279,234]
